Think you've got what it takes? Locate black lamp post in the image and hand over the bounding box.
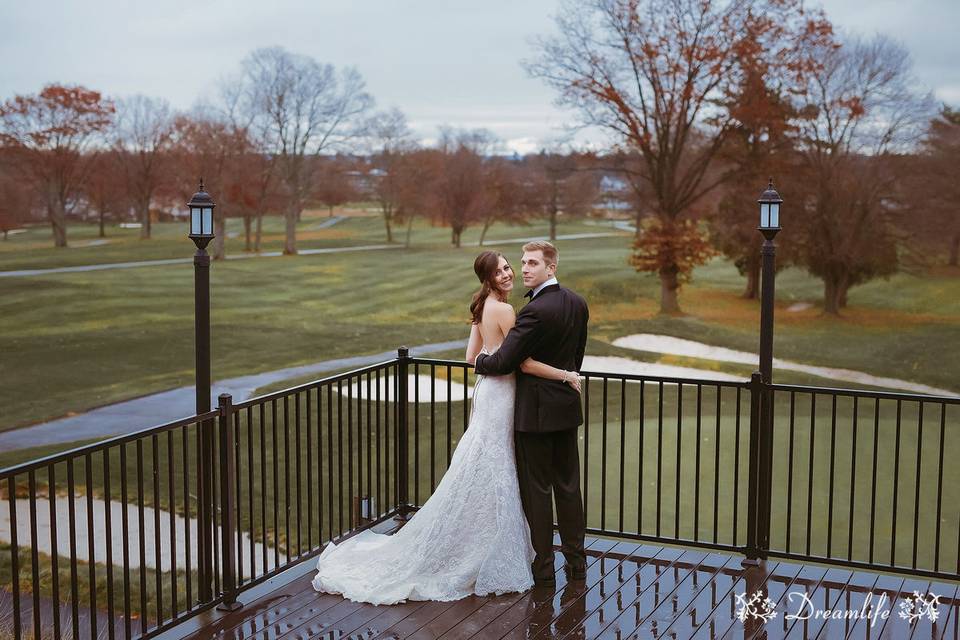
[757,179,782,383]
[188,180,215,601]
[746,179,782,565]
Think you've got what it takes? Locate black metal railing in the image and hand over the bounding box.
[2,348,959,639]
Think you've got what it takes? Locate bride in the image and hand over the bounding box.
[311,250,582,604]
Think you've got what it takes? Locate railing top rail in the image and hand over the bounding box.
[0,409,220,479]
[408,357,474,368]
[579,369,751,389]
[771,382,960,405]
[232,358,398,410]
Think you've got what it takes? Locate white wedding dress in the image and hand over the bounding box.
[311,347,535,604]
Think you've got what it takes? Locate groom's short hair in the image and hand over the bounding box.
[522,240,558,267]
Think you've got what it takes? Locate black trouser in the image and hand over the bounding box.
[515,428,586,578]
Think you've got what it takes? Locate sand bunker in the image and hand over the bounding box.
[612,334,956,396]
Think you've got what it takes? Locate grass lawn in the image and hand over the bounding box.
[3,212,959,437]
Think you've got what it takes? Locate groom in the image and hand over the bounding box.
[474,240,588,588]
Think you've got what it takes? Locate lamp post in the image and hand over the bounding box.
[188,180,215,601]
[746,179,782,564]
[757,179,782,383]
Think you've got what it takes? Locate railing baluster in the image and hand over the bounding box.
[619,378,626,534]
[315,386,323,546]
[675,382,682,540]
[786,391,796,554]
[446,365,452,469]
[260,403,268,575]
[713,386,720,545]
[67,459,79,639]
[368,372,374,518]
[414,363,419,505]
[120,444,131,639]
[337,380,344,536]
[295,391,302,557]
[346,381,353,530]
[583,376,590,526]
[912,401,924,570]
[307,388,313,551]
[430,364,436,495]
[656,381,663,539]
[935,403,945,573]
[167,430,177,618]
[848,396,858,562]
[694,384,701,542]
[638,380,645,536]
[327,384,335,540]
[601,376,608,531]
[891,399,902,567]
[734,385,742,547]
[152,434,163,625]
[283,395,291,559]
[272,399,279,569]
[85,454,98,639]
[375,369,382,521]
[805,394,816,557]
[28,470,40,640]
[182,427,191,611]
[827,394,837,558]
[8,477,21,640]
[233,411,241,584]
[218,393,240,610]
[870,398,880,566]
[47,464,61,638]
[247,405,255,581]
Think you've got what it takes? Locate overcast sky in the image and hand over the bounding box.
[1,0,957,153]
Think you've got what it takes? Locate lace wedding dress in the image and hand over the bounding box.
[311,347,535,604]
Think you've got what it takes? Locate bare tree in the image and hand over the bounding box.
[528,0,832,313]
[238,47,373,255]
[0,84,114,247]
[791,35,934,313]
[114,95,175,239]
[366,108,417,242]
[522,151,598,241]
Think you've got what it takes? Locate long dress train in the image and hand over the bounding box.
[311,350,534,604]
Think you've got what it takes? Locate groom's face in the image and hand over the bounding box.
[521,250,556,290]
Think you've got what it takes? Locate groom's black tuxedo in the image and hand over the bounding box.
[473,282,589,583]
[473,283,589,432]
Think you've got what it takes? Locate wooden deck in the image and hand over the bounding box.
[173,531,960,640]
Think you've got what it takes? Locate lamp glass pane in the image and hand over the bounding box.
[191,208,201,235]
[760,203,770,228]
[203,208,213,235]
[771,203,780,227]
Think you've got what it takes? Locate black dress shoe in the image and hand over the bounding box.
[564,564,587,580]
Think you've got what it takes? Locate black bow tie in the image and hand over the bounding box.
[524,289,535,299]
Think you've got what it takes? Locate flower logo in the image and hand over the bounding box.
[734,590,778,623]
[898,591,941,623]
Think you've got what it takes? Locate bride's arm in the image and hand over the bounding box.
[520,358,582,393]
[465,322,483,365]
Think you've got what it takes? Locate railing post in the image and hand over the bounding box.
[396,347,411,520]
[743,372,764,565]
[198,416,215,602]
[217,394,242,611]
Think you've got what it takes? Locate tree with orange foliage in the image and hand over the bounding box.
[521,151,598,241]
[83,150,129,237]
[529,0,832,313]
[0,84,114,247]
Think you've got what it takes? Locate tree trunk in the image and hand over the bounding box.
[742,259,760,299]
[284,207,298,255]
[451,226,462,248]
[329,205,334,217]
[549,208,558,241]
[658,267,681,314]
[139,203,151,240]
[212,214,226,260]
[243,215,252,252]
[823,277,842,315]
[98,210,106,238]
[479,218,494,246]
[3,230,7,240]
[383,210,393,243]
[50,203,67,248]
[405,216,414,248]
[254,210,264,253]
[949,232,960,267]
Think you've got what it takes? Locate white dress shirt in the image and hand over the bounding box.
[529,276,558,299]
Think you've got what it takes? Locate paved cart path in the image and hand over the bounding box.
[0,340,468,452]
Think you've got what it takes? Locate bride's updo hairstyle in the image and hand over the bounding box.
[470,250,506,325]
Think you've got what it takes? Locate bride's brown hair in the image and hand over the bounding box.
[469,250,507,325]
